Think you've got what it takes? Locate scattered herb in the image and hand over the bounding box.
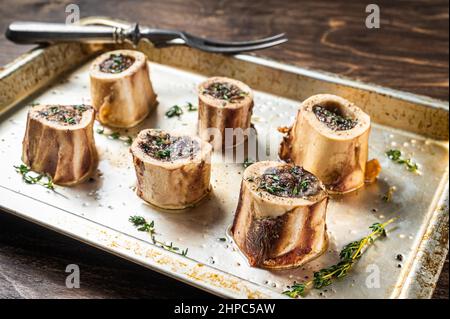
[300,180,310,191]
[386,149,419,173]
[283,218,396,298]
[73,104,87,112]
[165,102,197,118]
[155,149,171,159]
[14,164,55,190]
[382,186,396,202]
[243,158,255,168]
[96,127,133,145]
[129,215,189,256]
[165,105,183,118]
[64,117,76,125]
[186,102,198,111]
[109,132,121,140]
[218,237,227,242]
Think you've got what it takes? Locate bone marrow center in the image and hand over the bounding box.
[37,104,90,125]
[99,54,135,74]
[257,165,321,198]
[313,104,357,131]
[138,130,200,161]
[202,82,248,103]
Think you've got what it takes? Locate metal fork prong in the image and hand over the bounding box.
[193,37,288,54]
[191,33,287,47]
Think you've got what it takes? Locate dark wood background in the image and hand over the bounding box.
[0,0,448,299]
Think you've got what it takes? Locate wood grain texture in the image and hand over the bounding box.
[0,0,448,100]
[0,0,448,299]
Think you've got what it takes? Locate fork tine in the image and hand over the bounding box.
[195,37,288,54]
[197,33,287,47]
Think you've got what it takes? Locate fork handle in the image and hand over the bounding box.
[5,21,135,44]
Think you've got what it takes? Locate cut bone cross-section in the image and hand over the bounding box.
[22,104,98,186]
[231,161,329,269]
[90,50,157,128]
[279,94,371,194]
[130,129,212,210]
[198,77,254,150]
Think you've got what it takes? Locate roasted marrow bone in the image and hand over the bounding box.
[279,94,371,194]
[130,129,212,209]
[231,161,329,269]
[198,77,254,149]
[90,50,157,128]
[22,104,98,186]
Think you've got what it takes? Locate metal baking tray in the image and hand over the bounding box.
[0,17,448,299]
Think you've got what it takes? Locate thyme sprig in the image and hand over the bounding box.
[14,164,55,190]
[96,127,133,145]
[283,218,396,298]
[386,149,419,173]
[165,102,198,118]
[129,215,188,256]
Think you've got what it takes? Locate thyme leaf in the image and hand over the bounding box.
[129,215,188,256]
[382,186,396,202]
[165,102,197,118]
[96,127,133,145]
[283,218,396,298]
[14,164,55,190]
[243,158,255,168]
[386,149,419,173]
[186,102,198,111]
[165,105,183,118]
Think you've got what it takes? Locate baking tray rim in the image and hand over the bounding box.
[0,16,448,299]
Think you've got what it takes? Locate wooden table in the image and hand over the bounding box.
[0,0,448,299]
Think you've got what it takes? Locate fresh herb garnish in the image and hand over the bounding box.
[165,102,197,118]
[73,105,87,112]
[96,127,133,145]
[14,164,55,190]
[300,180,310,191]
[64,117,76,125]
[129,215,188,256]
[186,102,198,111]
[155,149,171,159]
[109,132,120,139]
[243,158,255,168]
[382,186,396,202]
[165,105,183,118]
[386,149,419,173]
[283,218,396,298]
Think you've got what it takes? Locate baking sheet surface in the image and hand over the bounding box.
[0,58,448,298]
